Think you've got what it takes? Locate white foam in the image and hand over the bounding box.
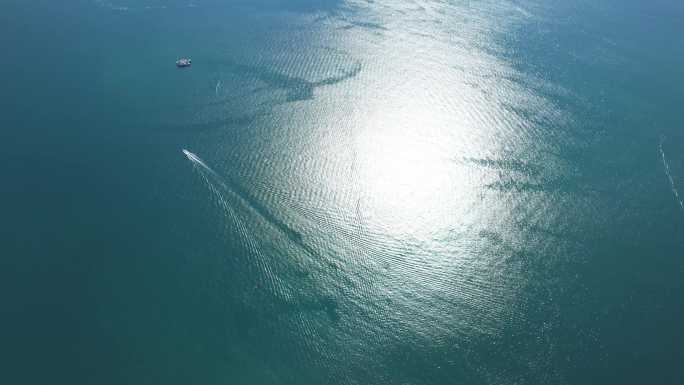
[183,149,212,172]
[182,148,262,256]
[659,137,683,210]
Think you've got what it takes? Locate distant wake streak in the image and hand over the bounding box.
[659,137,684,210]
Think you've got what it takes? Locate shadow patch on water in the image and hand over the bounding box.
[213,59,361,103]
[224,174,307,245]
[461,156,544,177]
[484,177,583,194]
[339,19,388,32]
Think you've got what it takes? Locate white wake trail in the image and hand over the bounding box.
[182,149,213,174]
[182,149,257,250]
[659,137,684,210]
[182,148,284,289]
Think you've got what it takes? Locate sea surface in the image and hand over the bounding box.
[2,1,684,384]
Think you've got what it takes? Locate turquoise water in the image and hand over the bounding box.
[2,1,684,384]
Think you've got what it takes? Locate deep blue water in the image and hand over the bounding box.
[2,1,684,384]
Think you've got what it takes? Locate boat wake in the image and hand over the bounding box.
[659,137,683,210]
[182,149,213,173]
[182,148,313,254]
[182,149,258,253]
[182,149,340,321]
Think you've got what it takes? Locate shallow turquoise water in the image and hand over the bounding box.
[2,1,684,384]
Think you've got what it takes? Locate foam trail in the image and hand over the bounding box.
[188,151,306,244]
[182,148,310,247]
[659,137,684,210]
[183,149,226,187]
[183,149,285,291]
[215,80,222,95]
[183,149,251,240]
[183,148,252,243]
[184,149,272,272]
[183,149,244,236]
[181,149,342,275]
[183,149,210,170]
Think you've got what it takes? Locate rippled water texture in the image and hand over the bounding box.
[3,0,684,384]
[169,2,576,382]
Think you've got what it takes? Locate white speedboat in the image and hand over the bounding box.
[176,58,192,68]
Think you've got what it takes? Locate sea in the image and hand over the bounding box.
[1,0,683,384]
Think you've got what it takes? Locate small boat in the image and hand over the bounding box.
[176,58,192,68]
